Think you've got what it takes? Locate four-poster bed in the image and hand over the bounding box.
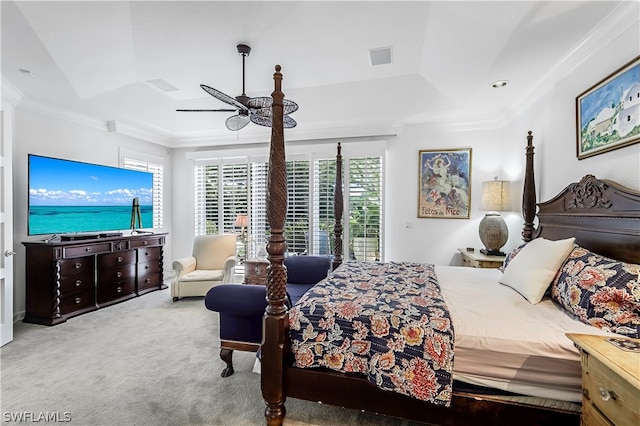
[260,66,640,425]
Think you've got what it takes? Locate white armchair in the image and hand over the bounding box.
[171,234,238,301]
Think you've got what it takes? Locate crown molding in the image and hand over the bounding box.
[500,1,639,124]
[1,76,24,105]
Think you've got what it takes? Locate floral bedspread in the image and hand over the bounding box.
[289,261,454,406]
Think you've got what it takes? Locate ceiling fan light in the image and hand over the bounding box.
[226,114,250,131]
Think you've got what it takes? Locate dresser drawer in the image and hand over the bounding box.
[97,279,136,305]
[59,272,93,294]
[98,250,136,269]
[59,256,94,276]
[97,264,136,283]
[59,290,95,315]
[130,237,164,248]
[138,271,161,291]
[584,353,638,426]
[63,242,112,258]
[138,246,162,262]
[461,257,476,267]
[138,259,161,276]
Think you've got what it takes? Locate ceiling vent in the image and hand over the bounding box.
[369,47,392,66]
[146,78,178,92]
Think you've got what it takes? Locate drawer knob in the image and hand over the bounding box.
[75,263,82,269]
[116,286,122,293]
[85,247,92,252]
[599,387,616,401]
[116,271,122,278]
[75,297,81,304]
[75,280,82,287]
[145,278,151,284]
[117,256,123,263]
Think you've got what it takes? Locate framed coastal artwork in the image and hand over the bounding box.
[576,56,640,160]
[418,148,472,219]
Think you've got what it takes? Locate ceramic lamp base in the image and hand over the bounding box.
[479,212,508,256]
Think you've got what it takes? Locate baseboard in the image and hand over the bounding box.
[13,310,25,323]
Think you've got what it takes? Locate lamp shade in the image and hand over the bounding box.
[234,214,248,228]
[480,180,511,212]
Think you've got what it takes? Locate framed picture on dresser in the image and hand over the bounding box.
[576,56,640,160]
[418,148,472,219]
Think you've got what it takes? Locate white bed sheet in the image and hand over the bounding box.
[435,265,614,402]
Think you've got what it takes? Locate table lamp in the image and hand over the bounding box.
[479,178,510,256]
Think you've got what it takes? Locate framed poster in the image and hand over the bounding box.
[576,56,640,160]
[418,148,472,218]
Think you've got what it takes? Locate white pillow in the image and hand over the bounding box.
[499,237,575,304]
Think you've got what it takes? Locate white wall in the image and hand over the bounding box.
[501,20,640,220]
[384,124,509,265]
[12,108,173,317]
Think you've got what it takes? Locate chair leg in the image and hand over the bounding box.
[220,348,234,377]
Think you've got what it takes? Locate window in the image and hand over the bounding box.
[122,157,164,229]
[193,146,384,261]
[348,157,383,261]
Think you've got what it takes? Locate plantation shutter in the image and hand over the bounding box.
[249,162,268,259]
[285,160,310,255]
[312,158,336,255]
[122,157,164,229]
[191,147,384,261]
[221,163,249,233]
[194,164,219,235]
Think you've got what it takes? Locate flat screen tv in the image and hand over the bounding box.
[28,154,153,236]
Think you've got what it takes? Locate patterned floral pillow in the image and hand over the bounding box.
[499,243,527,272]
[551,245,640,338]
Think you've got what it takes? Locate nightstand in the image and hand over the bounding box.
[566,333,640,426]
[243,259,269,285]
[458,248,505,269]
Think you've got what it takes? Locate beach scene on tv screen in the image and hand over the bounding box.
[29,155,153,235]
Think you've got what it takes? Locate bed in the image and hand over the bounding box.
[260,66,640,425]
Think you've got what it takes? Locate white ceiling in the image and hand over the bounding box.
[2,1,636,147]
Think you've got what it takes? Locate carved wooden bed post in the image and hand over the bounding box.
[262,65,288,426]
[332,143,344,270]
[522,131,537,242]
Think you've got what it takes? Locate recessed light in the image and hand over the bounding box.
[492,80,508,88]
[19,68,34,77]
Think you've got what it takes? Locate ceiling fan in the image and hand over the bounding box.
[177,44,298,131]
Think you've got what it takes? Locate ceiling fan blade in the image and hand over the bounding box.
[226,114,250,131]
[200,84,248,111]
[247,97,299,115]
[249,114,297,129]
[284,115,297,128]
[176,109,237,112]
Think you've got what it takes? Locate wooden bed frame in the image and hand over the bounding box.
[260,67,640,425]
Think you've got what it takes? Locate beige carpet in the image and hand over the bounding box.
[0,288,420,426]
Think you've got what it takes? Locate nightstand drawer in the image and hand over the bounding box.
[584,354,638,426]
[582,403,614,426]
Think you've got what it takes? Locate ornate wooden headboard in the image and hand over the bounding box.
[533,175,640,265]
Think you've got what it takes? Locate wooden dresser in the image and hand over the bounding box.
[23,233,167,326]
[566,333,640,426]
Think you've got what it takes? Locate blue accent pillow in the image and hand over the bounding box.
[499,243,527,272]
[551,245,640,338]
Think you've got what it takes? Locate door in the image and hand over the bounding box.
[1,100,15,346]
